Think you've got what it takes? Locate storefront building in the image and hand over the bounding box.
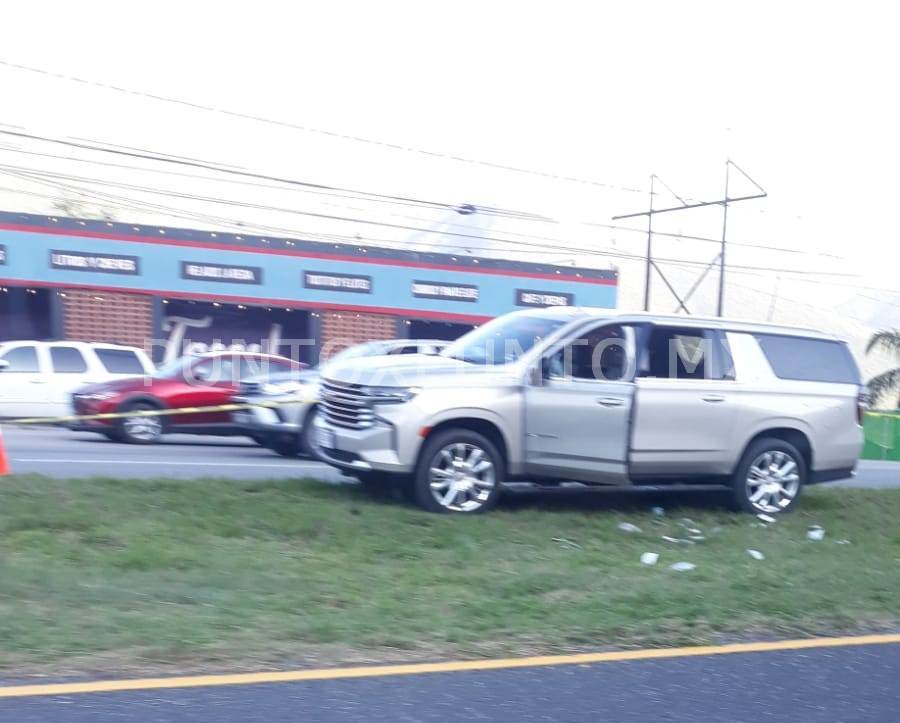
[0,211,618,363]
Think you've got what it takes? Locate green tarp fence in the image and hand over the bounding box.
[863,412,900,461]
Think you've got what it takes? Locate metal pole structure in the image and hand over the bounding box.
[612,161,766,318]
[643,175,655,311]
[717,161,730,316]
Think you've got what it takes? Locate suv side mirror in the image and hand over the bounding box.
[0,359,9,372]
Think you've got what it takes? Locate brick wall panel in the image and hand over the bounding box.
[62,289,153,352]
[320,311,397,359]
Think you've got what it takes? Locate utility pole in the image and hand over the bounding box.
[643,175,654,311]
[613,160,766,317]
[717,161,730,316]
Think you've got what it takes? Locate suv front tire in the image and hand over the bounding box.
[413,428,504,514]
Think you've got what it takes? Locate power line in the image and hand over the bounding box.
[0,163,864,280]
[0,128,549,222]
[0,58,646,193]
[0,134,852,265]
[0,142,852,265]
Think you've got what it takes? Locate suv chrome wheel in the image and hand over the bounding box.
[745,449,801,513]
[428,442,496,512]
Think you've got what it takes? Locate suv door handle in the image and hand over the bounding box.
[597,397,625,407]
[702,394,726,403]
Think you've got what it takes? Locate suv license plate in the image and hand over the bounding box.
[317,428,336,450]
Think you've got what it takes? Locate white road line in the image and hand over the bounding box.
[11,458,329,469]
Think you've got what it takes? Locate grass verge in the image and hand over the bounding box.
[1,475,899,674]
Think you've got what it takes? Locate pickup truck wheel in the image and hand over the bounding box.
[413,429,503,514]
[730,437,805,514]
[118,401,164,445]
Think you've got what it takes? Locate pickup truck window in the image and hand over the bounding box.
[443,315,566,365]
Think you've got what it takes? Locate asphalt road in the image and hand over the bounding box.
[2,426,897,489]
[2,642,899,722]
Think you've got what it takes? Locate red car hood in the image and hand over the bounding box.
[76,376,156,395]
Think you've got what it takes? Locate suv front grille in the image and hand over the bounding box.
[320,379,375,429]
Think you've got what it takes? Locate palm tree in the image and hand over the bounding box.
[866,330,900,409]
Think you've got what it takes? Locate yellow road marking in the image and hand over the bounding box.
[2,633,900,699]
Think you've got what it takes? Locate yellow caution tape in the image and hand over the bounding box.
[1,398,317,426]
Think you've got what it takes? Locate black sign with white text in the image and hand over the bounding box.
[411,280,479,302]
[303,271,373,294]
[50,250,140,275]
[515,289,574,307]
[181,261,262,284]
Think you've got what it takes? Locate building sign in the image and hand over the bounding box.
[50,250,140,275]
[0,244,5,265]
[181,261,262,284]
[303,271,372,294]
[160,300,312,364]
[515,289,574,307]
[411,280,479,302]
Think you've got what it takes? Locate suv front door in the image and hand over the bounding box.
[523,323,635,484]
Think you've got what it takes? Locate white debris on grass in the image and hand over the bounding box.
[835,539,851,545]
[807,526,825,541]
[747,549,765,561]
[640,552,659,566]
[618,522,642,534]
[688,535,706,542]
[652,506,665,517]
[552,537,582,550]
[670,561,696,572]
[756,513,777,524]
[662,535,695,545]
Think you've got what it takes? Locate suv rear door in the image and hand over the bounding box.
[44,343,94,417]
[524,322,636,483]
[630,324,740,478]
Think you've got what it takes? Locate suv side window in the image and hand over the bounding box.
[50,346,89,373]
[547,324,630,381]
[96,348,145,374]
[641,326,732,381]
[0,345,40,372]
[753,334,859,384]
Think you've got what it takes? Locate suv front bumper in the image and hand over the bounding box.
[312,415,412,474]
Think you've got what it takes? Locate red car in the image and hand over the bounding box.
[70,351,301,444]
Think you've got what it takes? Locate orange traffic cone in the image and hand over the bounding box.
[0,427,10,476]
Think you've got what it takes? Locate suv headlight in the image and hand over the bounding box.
[360,385,421,404]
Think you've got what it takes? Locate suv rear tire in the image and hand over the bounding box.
[730,437,806,514]
[412,428,503,514]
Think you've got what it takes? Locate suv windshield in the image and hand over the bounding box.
[442,314,568,365]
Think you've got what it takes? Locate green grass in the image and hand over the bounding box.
[1,475,899,673]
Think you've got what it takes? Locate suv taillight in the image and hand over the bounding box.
[856,389,868,425]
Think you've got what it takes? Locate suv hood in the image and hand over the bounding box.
[324,353,520,388]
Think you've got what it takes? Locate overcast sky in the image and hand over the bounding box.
[0,1,897,328]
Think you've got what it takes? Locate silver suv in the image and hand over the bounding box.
[313,308,865,514]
